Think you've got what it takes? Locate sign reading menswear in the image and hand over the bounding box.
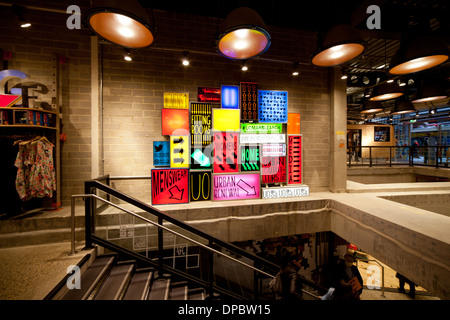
[213,173,260,201]
[151,168,189,205]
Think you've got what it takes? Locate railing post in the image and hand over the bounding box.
[208,240,214,299]
[436,147,439,169]
[84,182,94,249]
[158,216,164,277]
[348,147,352,168]
[369,147,372,167]
[389,147,392,167]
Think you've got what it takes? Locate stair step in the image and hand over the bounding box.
[170,281,188,300]
[147,277,171,300]
[188,288,206,300]
[123,268,154,300]
[94,261,135,300]
[61,255,116,300]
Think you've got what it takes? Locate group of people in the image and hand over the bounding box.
[272,253,416,301]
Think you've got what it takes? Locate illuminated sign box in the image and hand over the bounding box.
[162,109,190,136]
[151,168,189,205]
[213,132,239,173]
[240,82,258,121]
[170,135,189,168]
[190,170,212,202]
[261,156,286,184]
[221,85,239,109]
[191,102,212,146]
[288,135,302,184]
[261,144,286,157]
[240,145,260,172]
[258,90,288,123]
[153,141,170,166]
[213,173,260,201]
[288,113,300,134]
[164,92,189,109]
[212,109,240,132]
[262,186,309,199]
[241,123,282,134]
[198,87,220,103]
[240,134,285,144]
[190,147,213,170]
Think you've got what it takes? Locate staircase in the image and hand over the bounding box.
[48,253,206,300]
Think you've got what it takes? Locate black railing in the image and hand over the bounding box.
[83,178,326,300]
[348,145,449,168]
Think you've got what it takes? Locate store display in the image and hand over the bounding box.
[155,85,307,204]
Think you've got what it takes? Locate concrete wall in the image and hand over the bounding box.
[0,2,332,206]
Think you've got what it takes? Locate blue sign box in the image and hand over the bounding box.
[258,90,288,123]
[153,141,170,166]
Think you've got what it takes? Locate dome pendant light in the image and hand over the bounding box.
[412,81,449,103]
[84,0,155,49]
[360,100,383,114]
[217,7,271,60]
[312,24,365,67]
[391,100,416,115]
[369,82,403,101]
[389,35,449,75]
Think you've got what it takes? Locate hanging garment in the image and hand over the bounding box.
[14,138,56,200]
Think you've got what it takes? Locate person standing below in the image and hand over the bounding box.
[279,254,303,301]
[334,254,363,300]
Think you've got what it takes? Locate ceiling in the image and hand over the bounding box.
[144,0,449,121]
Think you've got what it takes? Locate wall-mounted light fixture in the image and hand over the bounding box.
[292,62,299,76]
[123,49,132,61]
[84,0,155,48]
[312,24,364,67]
[13,5,31,28]
[241,60,248,71]
[216,7,271,60]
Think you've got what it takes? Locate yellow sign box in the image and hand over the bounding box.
[164,92,189,109]
[170,135,189,168]
[212,109,240,132]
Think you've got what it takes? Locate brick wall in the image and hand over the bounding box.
[1,3,331,206]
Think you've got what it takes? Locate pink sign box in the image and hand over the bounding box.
[213,173,260,201]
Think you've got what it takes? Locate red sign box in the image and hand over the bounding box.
[162,109,190,136]
[261,157,286,184]
[151,168,189,205]
[198,87,221,103]
[213,132,239,173]
[288,135,302,184]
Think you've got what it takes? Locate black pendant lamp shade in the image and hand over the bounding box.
[360,100,383,114]
[389,35,449,75]
[217,7,271,60]
[312,24,365,67]
[369,82,403,101]
[412,81,449,103]
[391,100,416,115]
[84,0,155,48]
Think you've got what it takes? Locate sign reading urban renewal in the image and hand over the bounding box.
[151,168,189,205]
[241,123,282,134]
[213,173,260,201]
[262,186,309,199]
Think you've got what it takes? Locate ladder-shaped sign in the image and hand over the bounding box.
[288,135,302,184]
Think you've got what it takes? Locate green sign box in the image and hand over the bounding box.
[241,123,282,134]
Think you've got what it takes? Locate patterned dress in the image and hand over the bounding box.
[15,139,56,200]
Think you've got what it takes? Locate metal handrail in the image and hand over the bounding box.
[70,192,322,300]
[71,193,275,278]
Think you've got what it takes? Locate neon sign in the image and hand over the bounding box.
[221,85,239,109]
[212,109,240,132]
[191,102,212,146]
[190,171,211,202]
[288,113,300,134]
[162,109,190,136]
[258,90,288,123]
[213,173,260,201]
[170,136,189,168]
[262,186,309,199]
[288,135,302,184]
[241,123,282,134]
[151,168,189,205]
[213,132,239,173]
[198,87,220,103]
[153,141,170,166]
[240,145,260,172]
[240,82,258,121]
[240,134,285,144]
[164,92,189,109]
[261,156,286,184]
